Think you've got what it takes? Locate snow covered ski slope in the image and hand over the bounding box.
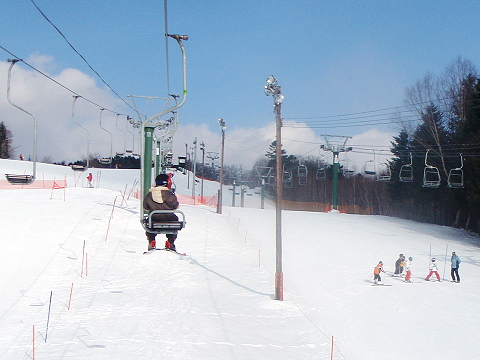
[1,159,480,359]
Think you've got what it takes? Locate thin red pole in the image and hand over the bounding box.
[330,336,334,360]
[32,325,35,360]
[105,197,117,241]
[81,240,85,277]
[68,283,73,310]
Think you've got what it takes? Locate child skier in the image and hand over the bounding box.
[373,261,385,284]
[405,257,413,282]
[425,258,441,281]
[87,173,93,188]
[394,254,405,276]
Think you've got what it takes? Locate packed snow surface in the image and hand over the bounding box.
[1,159,479,359]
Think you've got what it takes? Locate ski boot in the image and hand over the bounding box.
[165,240,176,251]
[148,239,156,251]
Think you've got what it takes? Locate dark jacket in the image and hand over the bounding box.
[143,186,179,221]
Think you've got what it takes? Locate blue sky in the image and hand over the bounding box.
[1,0,480,168]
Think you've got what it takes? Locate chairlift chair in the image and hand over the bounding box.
[98,157,112,165]
[5,59,37,185]
[298,165,308,185]
[340,159,355,178]
[282,170,293,188]
[377,163,391,182]
[364,160,376,176]
[282,170,292,183]
[70,95,90,171]
[423,149,441,188]
[316,166,326,180]
[448,154,464,188]
[98,108,113,166]
[399,153,413,182]
[71,164,88,171]
[143,210,186,235]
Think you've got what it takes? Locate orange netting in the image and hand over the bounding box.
[131,190,218,208]
[0,179,68,190]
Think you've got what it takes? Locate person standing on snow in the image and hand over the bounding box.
[394,254,405,276]
[87,173,93,188]
[405,257,413,282]
[425,258,441,281]
[167,172,175,193]
[373,261,385,284]
[451,252,461,283]
[143,173,180,251]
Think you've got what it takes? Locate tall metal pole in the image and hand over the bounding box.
[332,150,339,210]
[217,118,226,214]
[274,101,283,301]
[200,141,205,198]
[264,75,284,300]
[192,138,197,199]
[143,126,155,204]
[140,34,188,209]
[185,143,190,188]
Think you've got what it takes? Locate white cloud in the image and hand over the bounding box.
[0,56,397,171]
[0,56,126,163]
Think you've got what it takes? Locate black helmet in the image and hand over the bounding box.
[155,173,169,186]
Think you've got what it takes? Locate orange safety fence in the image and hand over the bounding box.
[131,190,218,208]
[0,179,68,190]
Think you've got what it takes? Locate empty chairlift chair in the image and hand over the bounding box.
[448,154,464,188]
[5,59,37,185]
[399,153,413,182]
[70,95,90,171]
[423,149,441,188]
[377,162,391,182]
[282,171,293,188]
[316,165,326,180]
[298,165,308,185]
[364,160,376,176]
[340,159,356,178]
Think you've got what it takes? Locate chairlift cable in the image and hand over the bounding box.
[0,45,133,118]
[164,0,171,96]
[28,0,137,114]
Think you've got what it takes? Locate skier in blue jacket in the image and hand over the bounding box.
[451,252,461,283]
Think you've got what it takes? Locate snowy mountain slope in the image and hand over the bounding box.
[1,159,480,359]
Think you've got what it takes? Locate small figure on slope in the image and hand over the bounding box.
[451,252,461,283]
[394,253,405,276]
[167,172,175,193]
[87,173,93,188]
[425,258,441,282]
[143,173,180,251]
[373,261,385,284]
[404,257,413,282]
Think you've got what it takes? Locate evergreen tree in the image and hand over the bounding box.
[0,122,13,159]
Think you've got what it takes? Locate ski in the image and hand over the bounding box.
[143,248,187,256]
[372,283,392,286]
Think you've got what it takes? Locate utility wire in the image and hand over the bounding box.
[28,0,137,113]
[0,45,126,116]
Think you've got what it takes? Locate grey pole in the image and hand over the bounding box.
[217,118,226,214]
